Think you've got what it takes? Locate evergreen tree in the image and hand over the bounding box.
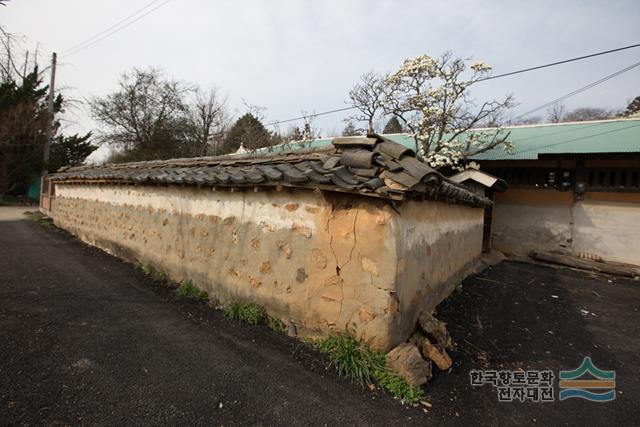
[623,96,640,117]
[382,116,403,134]
[0,67,61,195]
[342,121,361,136]
[222,113,272,153]
[49,133,97,172]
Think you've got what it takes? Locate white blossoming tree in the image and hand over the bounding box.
[382,52,515,168]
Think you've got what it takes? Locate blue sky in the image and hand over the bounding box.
[3,0,640,147]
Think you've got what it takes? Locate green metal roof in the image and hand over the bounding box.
[471,118,640,160]
[259,118,640,161]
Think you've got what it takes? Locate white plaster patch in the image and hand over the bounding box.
[55,184,319,234]
[392,202,484,248]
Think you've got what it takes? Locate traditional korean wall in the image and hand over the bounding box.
[52,183,484,350]
[492,188,640,265]
[390,200,484,341]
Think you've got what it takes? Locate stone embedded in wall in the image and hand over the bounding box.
[295,268,307,283]
[259,261,272,274]
[250,238,260,249]
[387,292,399,314]
[277,240,292,259]
[361,257,379,277]
[358,307,376,323]
[247,273,262,288]
[321,275,343,302]
[292,223,312,238]
[311,248,327,270]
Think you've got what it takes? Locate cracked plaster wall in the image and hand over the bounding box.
[53,183,484,350]
[390,200,484,346]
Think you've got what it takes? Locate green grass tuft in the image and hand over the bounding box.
[177,280,208,301]
[24,211,56,230]
[138,263,167,281]
[268,316,286,334]
[225,301,266,325]
[315,331,424,405]
[315,331,383,385]
[374,368,425,405]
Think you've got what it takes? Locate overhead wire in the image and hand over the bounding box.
[514,60,640,119]
[60,0,172,57]
[477,43,640,82]
[263,44,640,127]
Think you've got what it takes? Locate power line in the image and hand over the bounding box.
[477,43,640,81]
[264,106,355,127]
[264,44,640,127]
[514,60,640,119]
[61,0,172,57]
[60,0,165,55]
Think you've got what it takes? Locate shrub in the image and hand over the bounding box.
[315,331,424,405]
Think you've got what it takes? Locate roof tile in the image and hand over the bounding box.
[50,134,490,207]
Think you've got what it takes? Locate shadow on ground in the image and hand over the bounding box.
[427,260,639,425]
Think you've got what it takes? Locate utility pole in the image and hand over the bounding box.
[42,52,57,175]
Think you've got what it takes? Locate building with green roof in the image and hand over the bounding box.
[470,118,640,266]
[265,118,640,265]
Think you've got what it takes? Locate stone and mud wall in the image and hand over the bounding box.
[52,183,483,350]
[492,188,640,265]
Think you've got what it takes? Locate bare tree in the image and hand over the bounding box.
[188,86,229,156]
[382,52,514,168]
[563,107,612,122]
[511,116,543,126]
[299,110,320,145]
[347,70,387,134]
[89,67,191,161]
[546,103,565,123]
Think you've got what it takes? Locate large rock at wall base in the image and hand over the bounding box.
[422,337,452,371]
[418,311,452,349]
[386,343,432,387]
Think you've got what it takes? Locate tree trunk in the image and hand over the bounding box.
[0,157,9,198]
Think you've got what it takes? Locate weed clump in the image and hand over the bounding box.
[134,262,167,282]
[315,331,424,405]
[24,211,56,230]
[177,280,208,301]
[225,301,267,325]
[267,316,286,334]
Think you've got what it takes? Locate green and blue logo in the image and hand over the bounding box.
[559,357,616,402]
